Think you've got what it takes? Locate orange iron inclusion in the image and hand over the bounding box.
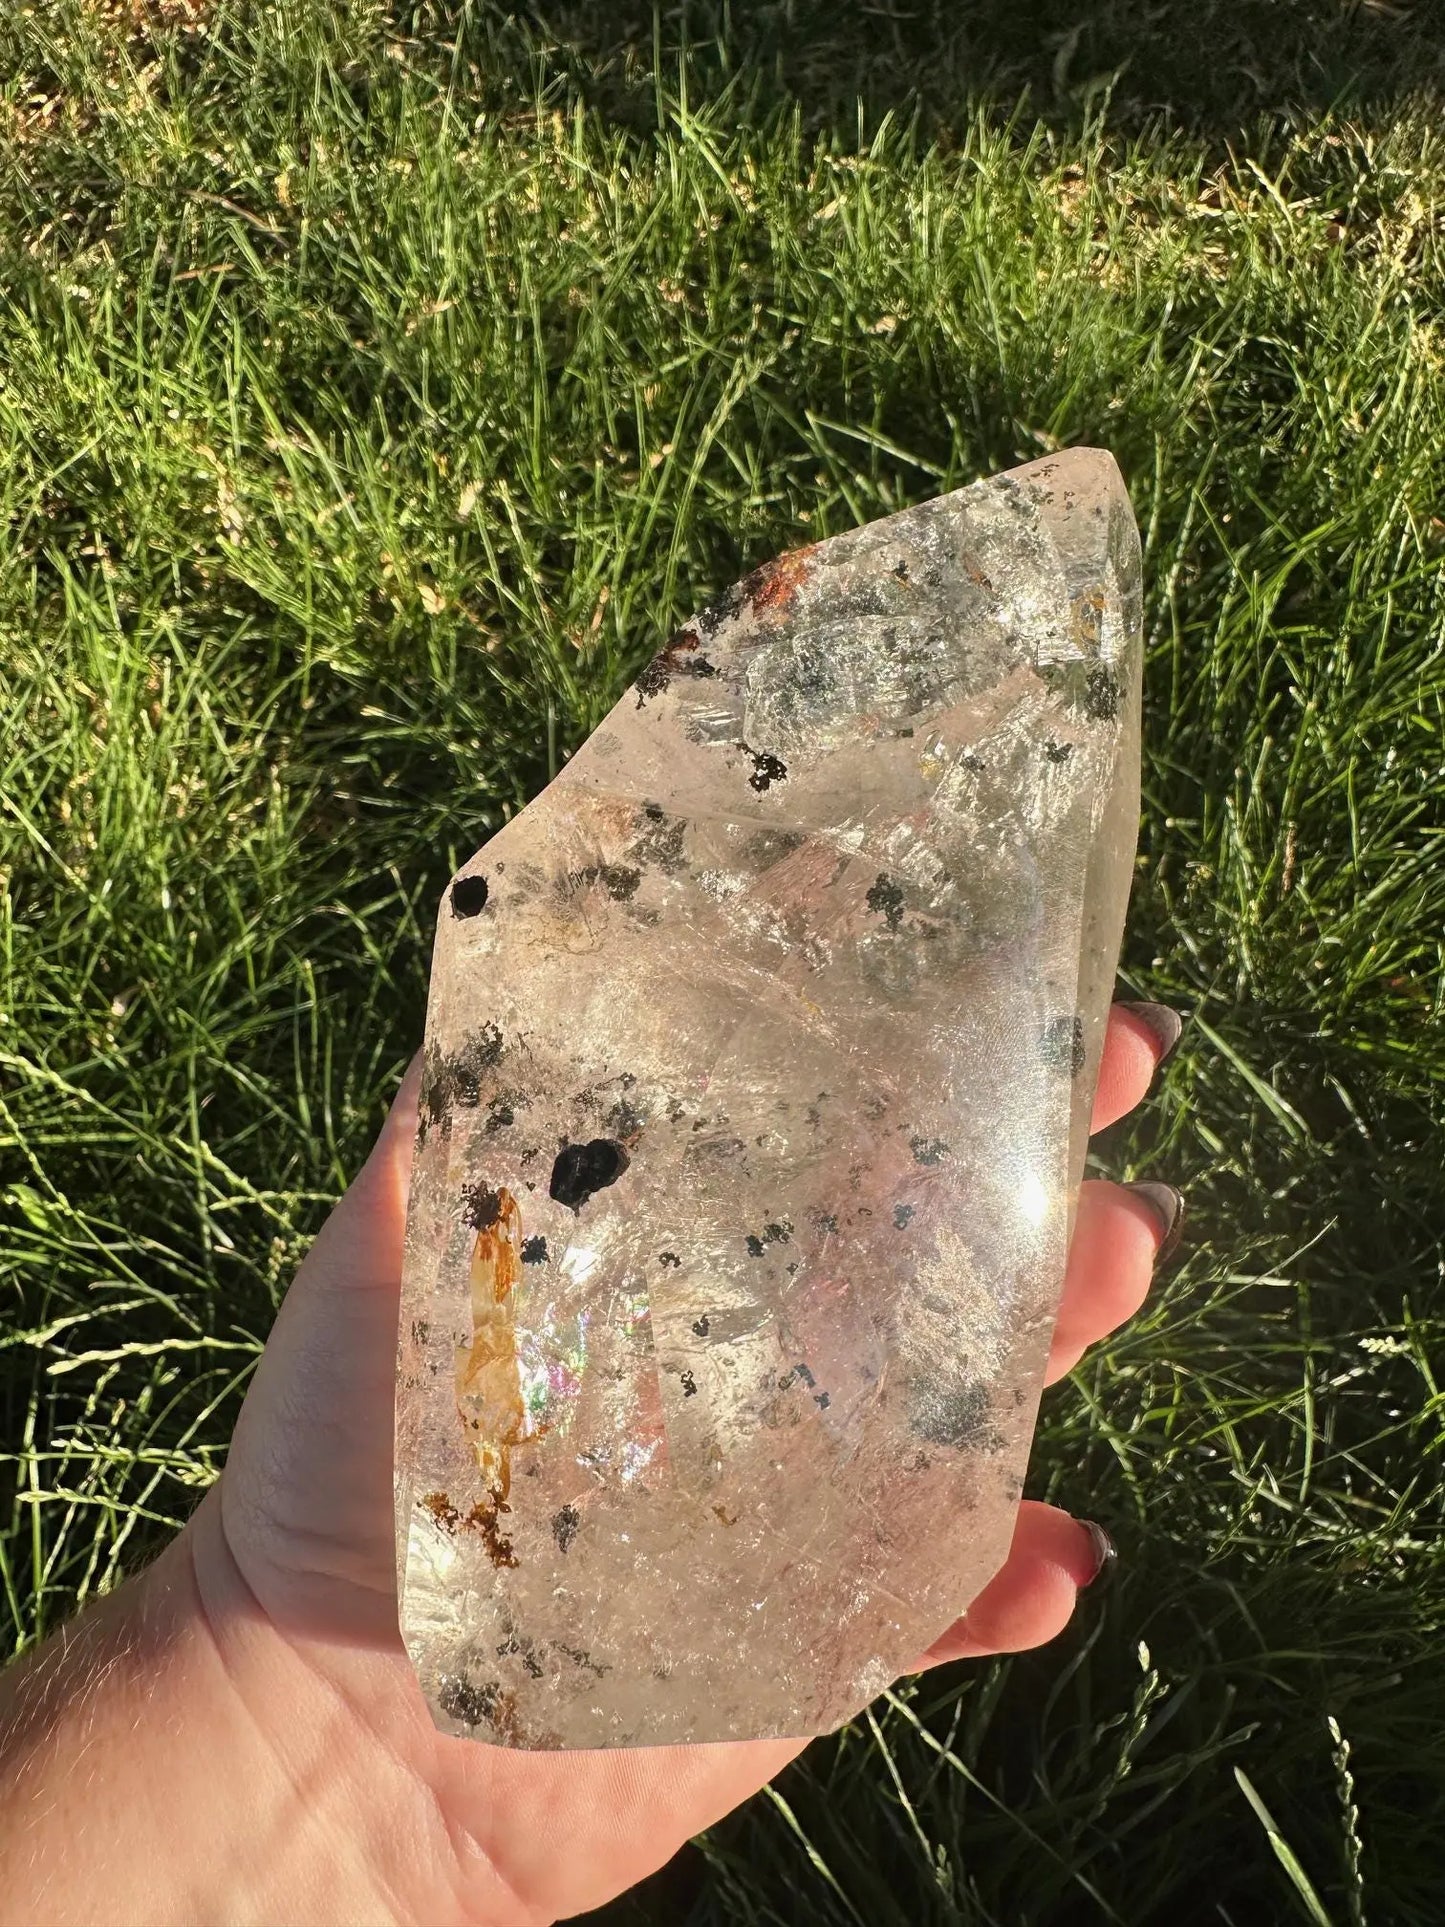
[454,1188,543,1534]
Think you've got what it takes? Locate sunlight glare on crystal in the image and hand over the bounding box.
[1017,1173,1051,1228]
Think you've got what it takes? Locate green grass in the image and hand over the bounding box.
[1,3,1443,1921]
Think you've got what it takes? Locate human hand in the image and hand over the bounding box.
[174,1000,1181,1924]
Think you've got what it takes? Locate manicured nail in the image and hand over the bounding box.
[1124,1180,1185,1262]
[1120,1000,1184,1066]
[1081,1521,1116,1586]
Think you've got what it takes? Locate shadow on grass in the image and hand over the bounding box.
[408,0,1445,140]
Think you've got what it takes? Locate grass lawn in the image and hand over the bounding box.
[2,3,1443,1920]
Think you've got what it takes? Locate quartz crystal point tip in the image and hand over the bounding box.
[396,448,1143,1749]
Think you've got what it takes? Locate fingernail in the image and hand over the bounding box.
[1081,1521,1116,1587]
[1123,1180,1185,1262]
[1120,1001,1184,1067]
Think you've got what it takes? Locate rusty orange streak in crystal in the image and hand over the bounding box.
[454,1188,542,1561]
[745,544,817,614]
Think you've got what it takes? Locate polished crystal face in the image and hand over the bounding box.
[395,449,1142,1748]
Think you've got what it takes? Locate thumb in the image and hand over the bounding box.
[301,1052,424,1299]
[215,1054,424,1645]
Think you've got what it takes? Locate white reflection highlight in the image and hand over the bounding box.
[561,1244,600,1288]
[1017,1173,1050,1228]
[621,1438,659,1483]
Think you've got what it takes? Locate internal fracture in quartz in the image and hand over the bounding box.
[395,448,1143,1748]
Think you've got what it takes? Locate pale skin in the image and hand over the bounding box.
[0,1006,1177,1926]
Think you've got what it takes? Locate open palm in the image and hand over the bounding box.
[182,1005,1177,1924]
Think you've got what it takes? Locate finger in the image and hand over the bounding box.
[1043,1177,1179,1383]
[1091,1002,1181,1133]
[916,1501,1106,1667]
[303,1051,423,1297]
[221,1054,426,1637]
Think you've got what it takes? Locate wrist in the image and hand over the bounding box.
[175,1488,536,1927]
[0,1500,532,1927]
[0,1530,254,1926]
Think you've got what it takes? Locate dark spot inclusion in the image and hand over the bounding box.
[521,1236,549,1264]
[1085,664,1120,720]
[551,1504,580,1552]
[1041,1014,1086,1077]
[865,873,906,930]
[746,1221,790,1257]
[421,1024,506,1130]
[437,1674,490,1726]
[573,862,642,902]
[462,1181,505,1231]
[910,1135,950,1166]
[549,1137,630,1210]
[744,746,788,792]
[910,1379,995,1450]
[451,874,490,917]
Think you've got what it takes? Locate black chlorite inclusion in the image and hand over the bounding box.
[451,874,490,917]
[548,1139,631,1211]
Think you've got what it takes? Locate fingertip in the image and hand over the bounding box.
[959,1563,1077,1656]
[344,1053,422,1226]
[1121,1180,1185,1262]
[1091,1002,1181,1131]
[1044,1177,1164,1382]
[1014,1498,1102,1592]
[389,1050,425,1141]
[919,1502,1099,1666]
[1116,1001,1183,1064]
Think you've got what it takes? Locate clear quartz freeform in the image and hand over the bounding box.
[395,448,1142,1748]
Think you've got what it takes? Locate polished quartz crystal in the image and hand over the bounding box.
[395,448,1143,1748]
